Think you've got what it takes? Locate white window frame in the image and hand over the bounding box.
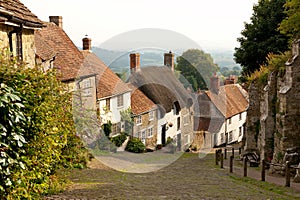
[136,115,142,125]
[148,127,153,138]
[239,113,242,121]
[149,110,154,121]
[229,131,233,142]
[228,117,232,125]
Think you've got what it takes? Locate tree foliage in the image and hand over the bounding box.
[234,0,290,80]
[0,50,89,199]
[279,0,300,38]
[175,49,219,91]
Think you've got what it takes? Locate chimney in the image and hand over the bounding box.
[82,36,91,51]
[130,53,140,73]
[49,16,63,28]
[210,72,220,93]
[164,51,174,71]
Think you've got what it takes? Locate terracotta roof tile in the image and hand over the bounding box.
[0,0,43,26]
[81,51,131,99]
[35,22,84,81]
[128,83,157,115]
[206,84,248,119]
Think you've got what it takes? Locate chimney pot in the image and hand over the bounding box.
[49,16,63,28]
[130,53,140,73]
[82,36,92,51]
[164,51,174,71]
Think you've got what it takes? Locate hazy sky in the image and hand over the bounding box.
[22,0,258,51]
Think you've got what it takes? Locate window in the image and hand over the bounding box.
[177,117,180,130]
[82,79,92,96]
[149,111,154,121]
[229,131,233,142]
[239,113,242,121]
[83,79,91,88]
[9,30,23,61]
[148,127,153,138]
[141,130,146,144]
[134,131,140,138]
[228,117,232,124]
[16,32,23,61]
[117,95,123,107]
[106,98,110,111]
[111,122,121,136]
[137,115,142,125]
[221,133,224,143]
[239,126,242,136]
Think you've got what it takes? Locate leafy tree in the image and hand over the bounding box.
[234,0,290,80]
[175,49,219,90]
[279,0,300,38]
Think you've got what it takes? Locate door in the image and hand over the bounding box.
[161,124,166,145]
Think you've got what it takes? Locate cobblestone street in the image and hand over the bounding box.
[45,153,300,200]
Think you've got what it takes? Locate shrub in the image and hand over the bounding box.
[125,138,146,153]
[0,50,89,198]
[110,133,127,147]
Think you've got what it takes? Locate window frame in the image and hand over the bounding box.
[117,94,124,107]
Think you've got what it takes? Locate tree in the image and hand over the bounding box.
[234,0,290,80]
[279,0,300,38]
[175,49,219,91]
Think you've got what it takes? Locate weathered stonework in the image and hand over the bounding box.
[274,40,300,163]
[244,83,261,152]
[258,72,277,162]
[245,40,300,168]
[0,25,36,67]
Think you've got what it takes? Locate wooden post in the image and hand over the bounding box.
[215,149,218,165]
[224,148,227,159]
[285,161,290,187]
[243,157,247,177]
[220,153,224,168]
[261,159,265,182]
[230,155,233,173]
[239,147,241,155]
[232,147,234,158]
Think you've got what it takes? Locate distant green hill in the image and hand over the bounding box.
[91,47,239,74]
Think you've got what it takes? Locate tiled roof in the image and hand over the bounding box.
[81,51,131,99]
[128,83,156,115]
[206,84,248,119]
[129,66,193,113]
[0,0,43,27]
[35,22,84,81]
[35,22,130,98]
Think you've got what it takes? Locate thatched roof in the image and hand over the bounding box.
[129,66,193,113]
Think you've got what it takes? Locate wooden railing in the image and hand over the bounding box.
[215,148,300,187]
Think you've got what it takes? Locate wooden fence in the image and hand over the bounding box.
[215,148,300,187]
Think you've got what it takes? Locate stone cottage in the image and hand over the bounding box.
[0,0,43,66]
[128,52,194,151]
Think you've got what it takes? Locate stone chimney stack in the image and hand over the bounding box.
[210,72,220,93]
[164,51,174,71]
[49,16,63,28]
[82,36,91,51]
[130,53,140,73]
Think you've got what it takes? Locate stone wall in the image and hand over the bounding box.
[0,25,36,67]
[245,40,300,166]
[244,83,261,152]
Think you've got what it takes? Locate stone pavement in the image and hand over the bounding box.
[45,152,300,200]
